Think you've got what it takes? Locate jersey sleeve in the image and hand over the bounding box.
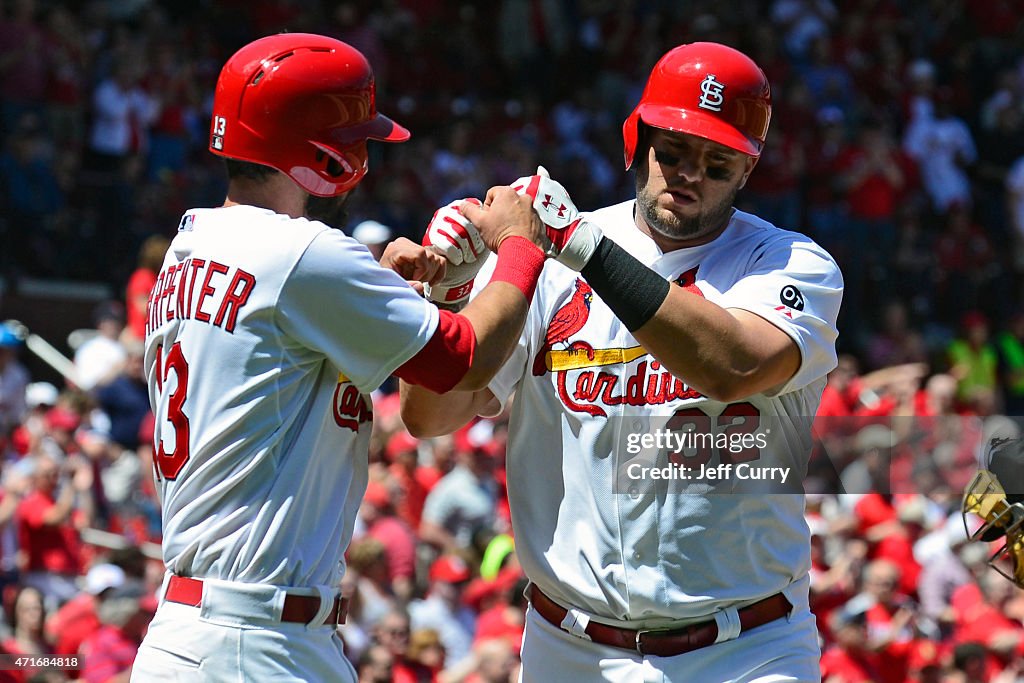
[716,235,843,395]
[278,229,439,393]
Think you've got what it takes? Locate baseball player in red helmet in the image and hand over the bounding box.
[132,33,552,682]
[404,42,843,681]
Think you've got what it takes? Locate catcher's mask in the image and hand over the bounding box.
[962,438,1024,588]
[209,33,409,197]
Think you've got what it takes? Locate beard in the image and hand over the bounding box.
[305,193,350,231]
[635,174,737,242]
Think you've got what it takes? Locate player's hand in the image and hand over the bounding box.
[510,166,603,271]
[422,199,489,307]
[380,237,447,287]
[461,187,546,253]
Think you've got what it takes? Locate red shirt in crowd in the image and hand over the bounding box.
[820,647,881,683]
[367,515,417,583]
[46,592,100,656]
[16,491,82,574]
[79,625,139,683]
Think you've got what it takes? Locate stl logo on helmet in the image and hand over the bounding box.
[698,74,725,112]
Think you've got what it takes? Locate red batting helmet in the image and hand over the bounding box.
[209,33,410,197]
[623,42,771,169]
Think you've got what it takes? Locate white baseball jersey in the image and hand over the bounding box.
[478,202,842,628]
[144,205,438,590]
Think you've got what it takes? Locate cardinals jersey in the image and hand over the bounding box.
[475,202,842,628]
[144,205,438,590]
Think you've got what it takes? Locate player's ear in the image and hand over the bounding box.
[738,156,758,190]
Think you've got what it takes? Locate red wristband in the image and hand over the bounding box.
[491,236,545,302]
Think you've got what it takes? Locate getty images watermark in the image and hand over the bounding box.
[623,428,793,484]
[613,414,1024,495]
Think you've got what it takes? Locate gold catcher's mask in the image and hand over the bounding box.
[962,438,1024,588]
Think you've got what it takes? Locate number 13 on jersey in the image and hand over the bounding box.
[153,343,191,480]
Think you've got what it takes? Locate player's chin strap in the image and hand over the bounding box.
[962,469,1024,588]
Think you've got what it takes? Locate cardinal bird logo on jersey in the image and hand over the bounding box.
[533,279,593,375]
[675,266,704,298]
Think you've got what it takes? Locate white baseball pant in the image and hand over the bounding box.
[130,577,356,683]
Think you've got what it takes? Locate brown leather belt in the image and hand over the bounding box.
[528,585,791,656]
[165,575,349,625]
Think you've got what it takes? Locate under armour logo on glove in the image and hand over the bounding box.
[541,195,568,218]
[511,166,603,272]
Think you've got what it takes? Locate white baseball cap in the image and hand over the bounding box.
[83,563,126,595]
[352,220,392,246]
[25,382,58,409]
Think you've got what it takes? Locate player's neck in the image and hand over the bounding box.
[223,176,306,219]
[634,209,732,253]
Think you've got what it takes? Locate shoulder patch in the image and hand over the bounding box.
[780,285,805,311]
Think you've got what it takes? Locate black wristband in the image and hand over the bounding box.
[581,237,671,332]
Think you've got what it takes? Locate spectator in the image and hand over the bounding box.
[77,582,156,683]
[359,481,417,603]
[93,339,148,452]
[1009,154,1024,266]
[858,559,918,683]
[409,556,475,668]
[407,627,445,680]
[45,562,124,657]
[462,637,519,683]
[995,310,1024,416]
[72,301,127,392]
[833,118,914,333]
[372,609,431,683]
[0,324,28,438]
[385,430,431,531]
[819,601,880,683]
[356,643,394,683]
[947,311,999,408]
[864,301,928,372]
[123,235,170,343]
[85,62,159,174]
[0,0,48,130]
[419,432,498,554]
[932,207,1000,327]
[346,537,395,629]
[471,572,527,652]
[2,585,50,658]
[915,518,979,639]
[903,87,977,214]
[16,454,92,606]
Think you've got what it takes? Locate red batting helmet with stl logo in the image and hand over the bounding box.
[623,42,771,168]
[209,33,410,196]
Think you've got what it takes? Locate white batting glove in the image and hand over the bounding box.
[511,166,603,271]
[422,198,489,307]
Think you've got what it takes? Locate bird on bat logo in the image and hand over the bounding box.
[533,279,593,375]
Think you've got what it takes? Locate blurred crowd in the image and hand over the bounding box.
[2,0,1024,681]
